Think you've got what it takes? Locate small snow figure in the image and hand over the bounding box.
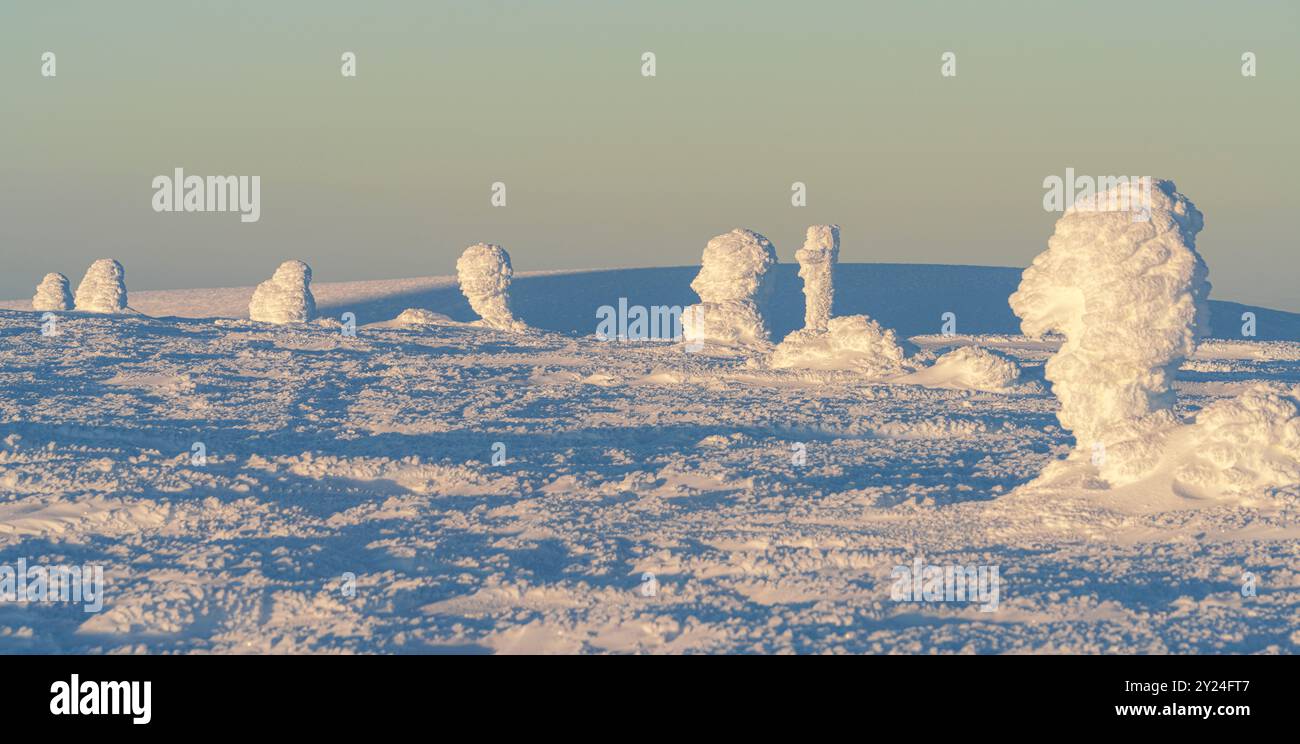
[456,243,525,331]
[796,225,839,331]
[1010,179,1209,457]
[681,228,778,347]
[73,259,128,313]
[249,259,317,323]
[32,272,74,311]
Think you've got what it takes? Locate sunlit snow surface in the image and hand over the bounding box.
[0,265,1297,653]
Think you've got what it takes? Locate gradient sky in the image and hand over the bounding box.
[2,0,1297,310]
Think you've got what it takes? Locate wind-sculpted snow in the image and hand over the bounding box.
[770,315,909,378]
[32,272,73,312]
[1,307,1296,653]
[392,308,451,326]
[249,260,316,324]
[682,229,777,348]
[1010,179,1209,449]
[796,225,839,331]
[771,226,919,379]
[1087,384,1300,497]
[73,259,128,313]
[901,346,1022,393]
[1011,180,1300,498]
[1174,385,1300,496]
[456,243,526,331]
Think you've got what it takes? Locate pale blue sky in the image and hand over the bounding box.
[1,1,1297,310]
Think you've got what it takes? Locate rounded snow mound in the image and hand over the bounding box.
[1079,385,1300,502]
[905,346,1022,392]
[393,308,452,326]
[249,260,316,324]
[769,315,909,377]
[32,272,74,312]
[1010,178,1209,448]
[73,259,128,313]
[1173,384,1300,496]
[456,243,526,331]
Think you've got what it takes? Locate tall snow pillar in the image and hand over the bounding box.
[796,224,839,332]
[1009,178,1209,452]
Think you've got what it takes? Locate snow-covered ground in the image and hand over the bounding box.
[1,264,1297,653]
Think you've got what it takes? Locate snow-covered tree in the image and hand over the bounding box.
[32,272,73,311]
[682,229,778,347]
[769,224,917,377]
[1010,178,1209,455]
[249,260,316,323]
[73,259,128,313]
[456,243,525,331]
[796,225,839,331]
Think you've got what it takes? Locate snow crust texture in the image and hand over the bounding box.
[456,243,525,331]
[32,272,73,311]
[73,259,128,314]
[682,229,777,347]
[1010,179,1209,449]
[2,307,1296,654]
[249,260,316,324]
[2,256,1299,653]
[796,224,839,331]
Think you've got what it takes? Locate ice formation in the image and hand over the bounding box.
[249,260,316,324]
[456,243,525,331]
[73,259,128,313]
[1009,179,1209,451]
[32,272,74,311]
[681,229,778,347]
[770,315,909,378]
[796,225,839,331]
